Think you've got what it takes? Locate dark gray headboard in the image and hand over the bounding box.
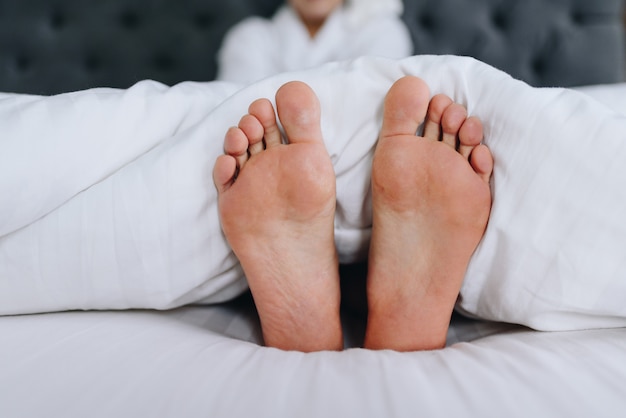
[402,0,625,87]
[0,0,624,95]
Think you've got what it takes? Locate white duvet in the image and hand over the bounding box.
[1,55,625,331]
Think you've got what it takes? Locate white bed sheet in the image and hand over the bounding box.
[1,303,625,418]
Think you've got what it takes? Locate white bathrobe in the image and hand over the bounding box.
[216,3,412,83]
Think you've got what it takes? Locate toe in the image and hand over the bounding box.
[380,76,430,140]
[423,94,452,141]
[441,103,467,149]
[275,81,323,144]
[469,144,494,184]
[213,154,237,194]
[248,98,283,149]
[239,114,265,155]
[224,126,249,169]
[458,116,484,160]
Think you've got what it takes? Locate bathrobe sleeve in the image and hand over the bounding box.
[216,17,281,84]
[349,16,413,59]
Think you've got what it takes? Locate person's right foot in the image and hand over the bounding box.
[364,76,494,351]
[213,81,342,352]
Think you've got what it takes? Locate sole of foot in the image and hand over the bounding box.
[365,76,494,351]
[213,81,343,352]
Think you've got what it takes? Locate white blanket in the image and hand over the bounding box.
[1,55,625,331]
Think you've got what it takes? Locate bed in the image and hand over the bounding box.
[1,0,626,417]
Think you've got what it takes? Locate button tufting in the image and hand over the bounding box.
[531,56,546,75]
[492,11,508,30]
[15,55,31,73]
[84,54,101,72]
[419,13,435,31]
[153,53,175,71]
[50,11,66,30]
[120,10,140,29]
[0,0,622,94]
[571,11,584,25]
[194,12,214,29]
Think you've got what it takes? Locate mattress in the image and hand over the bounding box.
[1,82,625,418]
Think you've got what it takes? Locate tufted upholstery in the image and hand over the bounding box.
[0,0,283,95]
[0,0,624,95]
[403,0,625,87]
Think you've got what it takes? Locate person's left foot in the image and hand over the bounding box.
[365,76,494,351]
[213,81,343,352]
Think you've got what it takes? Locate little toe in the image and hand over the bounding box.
[423,94,453,141]
[380,76,431,140]
[213,154,238,194]
[458,116,484,160]
[441,103,467,149]
[224,126,250,169]
[275,81,323,144]
[248,98,283,148]
[470,144,494,184]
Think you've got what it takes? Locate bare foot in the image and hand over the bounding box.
[213,81,342,352]
[364,76,494,351]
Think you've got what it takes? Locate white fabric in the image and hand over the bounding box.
[574,83,626,117]
[346,0,404,26]
[1,55,626,332]
[215,5,412,83]
[1,308,625,418]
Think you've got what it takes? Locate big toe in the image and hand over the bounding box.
[275,81,323,144]
[380,76,431,140]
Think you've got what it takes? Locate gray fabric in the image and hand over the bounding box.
[0,0,623,95]
[0,0,283,95]
[402,0,626,87]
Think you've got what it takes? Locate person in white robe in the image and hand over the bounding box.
[216,0,413,84]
